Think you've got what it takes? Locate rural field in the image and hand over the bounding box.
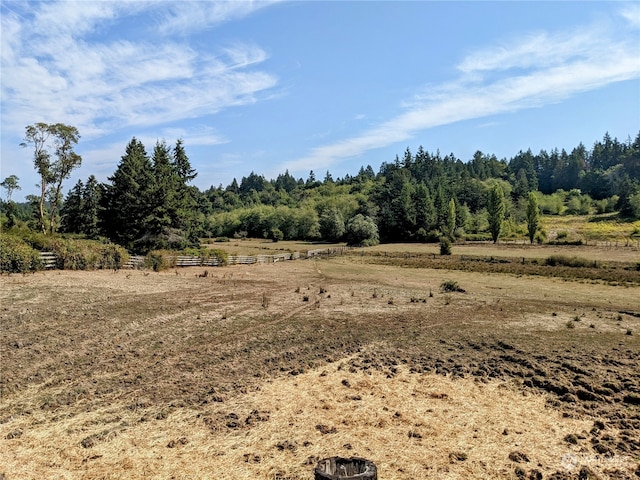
[1,242,639,479]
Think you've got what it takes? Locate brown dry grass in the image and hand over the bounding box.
[1,360,623,479]
[1,249,639,479]
[364,241,640,263]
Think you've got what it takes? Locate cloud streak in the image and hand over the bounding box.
[0,1,278,140]
[282,17,640,175]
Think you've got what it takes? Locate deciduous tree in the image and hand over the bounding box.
[487,184,505,243]
[1,175,20,202]
[345,214,379,246]
[21,123,82,234]
[526,191,540,244]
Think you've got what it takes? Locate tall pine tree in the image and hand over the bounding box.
[101,138,154,250]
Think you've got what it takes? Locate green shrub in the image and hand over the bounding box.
[0,234,43,273]
[97,244,129,270]
[440,280,465,293]
[271,228,284,242]
[415,227,428,242]
[439,237,452,256]
[1,233,128,272]
[144,252,168,272]
[464,232,493,242]
[209,249,228,265]
[545,255,593,268]
[345,214,379,246]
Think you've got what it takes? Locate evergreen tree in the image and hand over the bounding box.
[81,175,103,238]
[414,183,435,234]
[487,184,505,243]
[509,149,538,196]
[60,175,102,237]
[173,139,196,182]
[101,138,154,250]
[621,131,640,181]
[149,140,177,235]
[590,132,623,171]
[274,170,298,193]
[616,174,640,218]
[60,180,84,234]
[324,171,334,183]
[306,170,318,188]
[239,172,266,197]
[433,185,448,233]
[535,149,554,194]
[227,178,240,194]
[394,180,416,239]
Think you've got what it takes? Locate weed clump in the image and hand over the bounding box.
[440,280,465,293]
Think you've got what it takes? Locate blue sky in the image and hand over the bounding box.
[1,1,639,200]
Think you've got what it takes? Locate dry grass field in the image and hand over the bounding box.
[1,244,639,479]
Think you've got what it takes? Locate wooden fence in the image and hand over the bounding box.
[40,247,350,270]
[40,252,57,269]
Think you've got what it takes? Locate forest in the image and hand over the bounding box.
[1,124,640,260]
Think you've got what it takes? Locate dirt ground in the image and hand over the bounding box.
[1,250,639,479]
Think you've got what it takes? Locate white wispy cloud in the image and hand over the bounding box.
[620,3,640,28]
[158,126,229,147]
[0,0,279,192]
[0,1,278,141]
[154,1,279,35]
[282,15,640,175]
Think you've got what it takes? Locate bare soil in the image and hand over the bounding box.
[1,250,639,479]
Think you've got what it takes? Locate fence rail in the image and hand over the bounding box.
[40,252,57,269]
[40,248,349,271]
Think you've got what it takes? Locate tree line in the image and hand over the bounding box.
[2,123,639,253]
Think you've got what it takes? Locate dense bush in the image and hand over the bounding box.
[270,227,284,242]
[545,255,594,268]
[144,251,172,272]
[1,232,129,271]
[190,247,228,265]
[208,205,320,241]
[44,238,129,270]
[0,234,43,273]
[439,237,452,255]
[345,214,379,246]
